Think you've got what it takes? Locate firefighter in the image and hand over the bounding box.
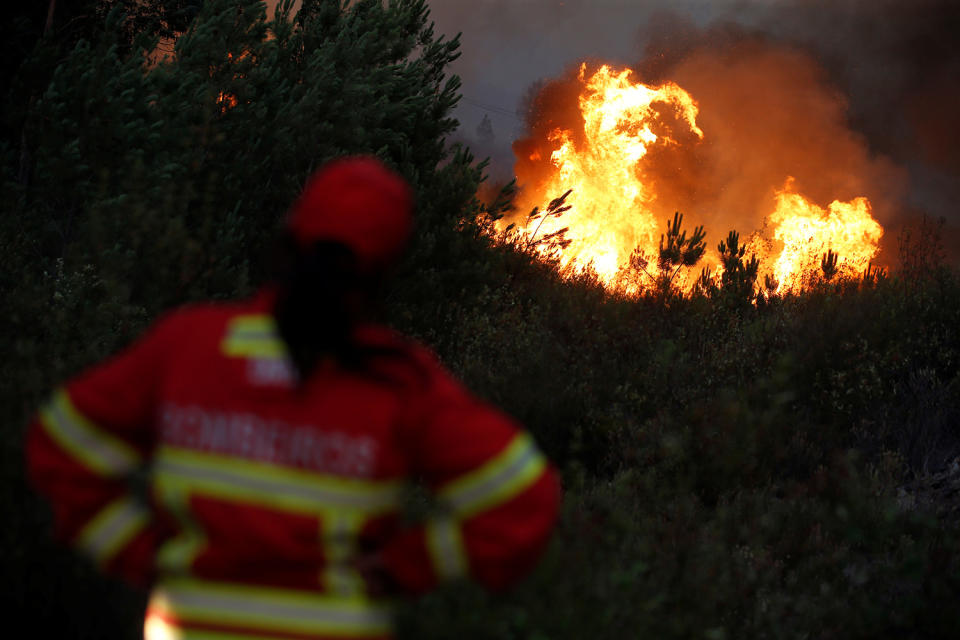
[27,156,561,640]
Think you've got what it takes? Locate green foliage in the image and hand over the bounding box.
[1,0,477,635]
[3,0,472,381]
[392,247,960,640]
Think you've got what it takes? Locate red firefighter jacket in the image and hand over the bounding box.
[27,291,561,640]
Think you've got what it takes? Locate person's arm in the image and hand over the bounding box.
[26,313,180,586]
[379,352,561,594]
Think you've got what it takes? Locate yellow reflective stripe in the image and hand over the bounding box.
[322,513,365,596]
[222,338,286,359]
[229,315,274,333]
[38,389,141,475]
[151,578,393,637]
[221,314,286,359]
[154,446,403,516]
[75,495,150,566]
[154,483,206,574]
[438,432,547,518]
[425,516,468,580]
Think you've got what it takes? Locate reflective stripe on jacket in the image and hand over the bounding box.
[27,291,561,639]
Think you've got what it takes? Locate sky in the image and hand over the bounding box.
[430,0,763,145]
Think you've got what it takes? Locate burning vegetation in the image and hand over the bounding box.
[504,43,901,296]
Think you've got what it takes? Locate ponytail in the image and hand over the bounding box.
[271,235,370,379]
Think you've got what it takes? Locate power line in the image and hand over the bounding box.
[460,96,522,120]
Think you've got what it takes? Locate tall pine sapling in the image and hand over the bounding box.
[630,211,705,297]
[717,230,760,303]
[821,249,839,281]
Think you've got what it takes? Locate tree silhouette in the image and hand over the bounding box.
[821,249,839,281]
[718,230,760,302]
[525,189,573,253]
[631,211,705,297]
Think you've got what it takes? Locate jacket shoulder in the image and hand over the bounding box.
[354,325,454,390]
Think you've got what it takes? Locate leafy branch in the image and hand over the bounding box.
[526,188,572,247]
[630,211,706,296]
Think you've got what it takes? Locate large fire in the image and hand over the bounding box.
[760,181,884,291]
[506,62,885,294]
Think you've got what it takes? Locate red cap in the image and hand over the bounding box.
[287,156,414,272]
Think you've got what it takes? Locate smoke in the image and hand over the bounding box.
[755,0,960,259]
[635,17,906,259]
[427,0,960,262]
[639,1,960,235]
[756,0,960,172]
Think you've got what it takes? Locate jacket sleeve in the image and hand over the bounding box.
[26,314,179,586]
[380,351,561,594]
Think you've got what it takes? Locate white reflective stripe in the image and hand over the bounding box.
[425,517,468,580]
[39,389,141,475]
[154,447,403,515]
[438,432,547,518]
[75,495,150,565]
[150,579,393,636]
[322,513,365,596]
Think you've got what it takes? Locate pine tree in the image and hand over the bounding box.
[630,211,705,298]
[476,113,495,145]
[821,249,839,281]
[717,230,760,304]
[1,1,479,635]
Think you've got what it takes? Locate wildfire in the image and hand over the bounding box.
[507,62,886,294]
[511,64,703,285]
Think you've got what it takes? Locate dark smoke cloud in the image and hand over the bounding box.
[759,0,960,260]
[759,0,960,168]
[640,1,960,224]
[427,0,960,260]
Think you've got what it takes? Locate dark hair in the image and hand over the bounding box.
[271,234,374,379]
[269,233,429,389]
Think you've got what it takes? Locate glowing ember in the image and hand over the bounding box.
[217,91,239,111]
[508,62,886,294]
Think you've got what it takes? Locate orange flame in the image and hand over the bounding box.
[759,180,883,292]
[216,91,238,111]
[215,51,250,112]
[507,62,885,293]
[510,64,702,285]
